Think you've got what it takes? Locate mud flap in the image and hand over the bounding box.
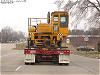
[59,54,70,64]
[24,54,35,63]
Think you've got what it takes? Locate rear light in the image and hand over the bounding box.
[24,49,36,54]
[57,50,70,54]
[24,49,30,54]
[63,50,70,54]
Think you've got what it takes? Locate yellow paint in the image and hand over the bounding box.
[28,11,69,47]
[37,23,52,33]
[29,26,36,32]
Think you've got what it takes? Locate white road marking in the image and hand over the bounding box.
[15,65,22,71]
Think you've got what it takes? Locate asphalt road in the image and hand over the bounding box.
[0,43,100,75]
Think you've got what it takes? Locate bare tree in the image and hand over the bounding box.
[0,26,25,43]
[86,0,100,13]
[54,0,100,32]
[64,0,79,11]
[1,26,13,43]
[54,0,64,10]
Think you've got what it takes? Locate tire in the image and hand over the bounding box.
[31,63,35,65]
[65,63,69,66]
[59,63,69,66]
[25,62,29,65]
[59,63,63,65]
[52,55,58,64]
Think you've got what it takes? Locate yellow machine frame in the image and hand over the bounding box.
[28,11,69,48]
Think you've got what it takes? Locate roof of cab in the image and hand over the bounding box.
[51,11,68,15]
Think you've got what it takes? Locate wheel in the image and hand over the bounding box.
[52,55,59,64]
[35,55,41,63]
[25,62,29,65]
[59,63,69,66]
[59,63,63,65]
[65,63,69,66]
[31,63,35,65]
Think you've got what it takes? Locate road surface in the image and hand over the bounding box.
[0,43,100,75]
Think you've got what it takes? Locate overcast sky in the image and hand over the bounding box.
[0,0,58,33]
[0,0,95,33]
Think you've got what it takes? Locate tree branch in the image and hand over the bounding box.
[87,0,100,12]
[96,0,100,7]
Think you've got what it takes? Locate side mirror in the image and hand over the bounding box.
[47,12,50,24]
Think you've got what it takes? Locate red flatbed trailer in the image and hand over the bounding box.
[24,48,70,65]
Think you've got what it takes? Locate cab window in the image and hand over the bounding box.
[60,16,68,27]
[54,15,58,22]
